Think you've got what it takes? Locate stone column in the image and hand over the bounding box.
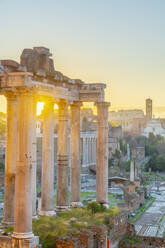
[94,138,96,164]
[88,138,91,164]
[56,100,69,210]
[86,138,88,165]
[12,91,35,239]
[83,137,86,165]
[2,93,17,227]
[130,160,135,182]
[32,98,37,218]
[90,138,92,164]
[91,138,94,164]
[134,161,138,178]
[95,102,110,206]
[39,99,55,216]
[70,101,82,207]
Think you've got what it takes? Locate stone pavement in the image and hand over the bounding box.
[135,187,165,237]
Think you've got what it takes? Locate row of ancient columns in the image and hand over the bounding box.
[2,90,109,240]
[82,136,96,166]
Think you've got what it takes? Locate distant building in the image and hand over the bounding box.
[108,125,122,157]
[109,110,146,136]
[81,108,97,132]
[146,98,152,121]
[142,119,165,138]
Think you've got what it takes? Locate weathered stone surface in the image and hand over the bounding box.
[0,235,39,248]
[109,212,128,243]
[20,47,55,74]
[1,60,20,73]
[70,101,81,204]
[56,100,69,209]
[96,102,110,204]
[119,236,165,248]
[2,93,17,227]
[90,225,107,248]
[77,231,94,248]
[40,99,55,216]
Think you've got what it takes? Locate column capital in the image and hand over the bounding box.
[58,99,68,109]
[58,99,68,121]
[70,101,82,108]
[4,91,17,100]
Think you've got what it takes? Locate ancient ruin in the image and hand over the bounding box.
[0,47,110,247]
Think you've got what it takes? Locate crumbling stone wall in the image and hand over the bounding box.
[119,236,165,248]
[90,225,107,248]
[56,225,107,248]
[56,241,75,248]
[20,47,55,74]
[119,223,165,248]
[77,231,94,248]
[109,211,128,247]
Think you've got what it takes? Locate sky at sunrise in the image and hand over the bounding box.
[1,0,165,115]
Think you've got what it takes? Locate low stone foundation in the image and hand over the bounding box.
[109,211,129,247]
[119,236,165,248]
[0,235,39,248]
[119,223,165,248]
[56,225,107,248]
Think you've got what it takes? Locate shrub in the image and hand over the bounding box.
[87,202,106,214]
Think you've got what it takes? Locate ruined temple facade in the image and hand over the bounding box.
[0,47,110,247]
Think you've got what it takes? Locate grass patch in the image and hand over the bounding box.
[156,214,165,236]
[129,197,155,223]
[143,172,165,180]
[33,206,119,248]
[143,180,151,186]
[121,235,141,245]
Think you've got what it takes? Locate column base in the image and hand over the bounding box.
[70,202,83,208]
[55,205,70,212]
[96,201,109,209]
[12,232,34,239]
[32,215,39,220]
[12,235,39,248]
[103,203,109,209]
[38,210,56,217]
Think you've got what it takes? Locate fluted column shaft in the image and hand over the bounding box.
[32,98,37,217]
[40,99,55,216]
[2,93,17,227]
[70,101,82,205]
[96,102,110,205]
[13,91,34,239]
[86,138,89,165]
[57,100,69,210]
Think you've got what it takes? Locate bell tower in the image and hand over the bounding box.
[146,98,152,121]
